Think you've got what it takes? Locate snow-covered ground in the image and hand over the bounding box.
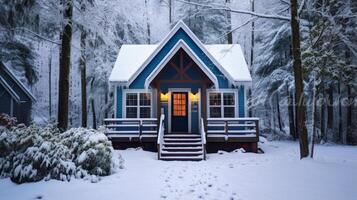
[0,141,356,200]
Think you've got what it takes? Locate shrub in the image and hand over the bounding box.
[0,113,17,128]
[0,124,122,184]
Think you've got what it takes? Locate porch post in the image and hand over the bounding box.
[156,84,161,120]
[201,84,207,131]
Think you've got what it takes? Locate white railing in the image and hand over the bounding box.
[200,118,207,160]
[157,114,165,160]
[206,117,259,141]
[104,118,158,139]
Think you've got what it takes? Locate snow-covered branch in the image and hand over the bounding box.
[175,0,290,21]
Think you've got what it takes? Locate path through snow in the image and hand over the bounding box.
[0,141,356,200]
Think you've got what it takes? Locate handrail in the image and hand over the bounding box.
[206,117,259,140]
[200,118,207,160]
[200,118,206,145]
[157,114,165,160]
[104,118,158,137]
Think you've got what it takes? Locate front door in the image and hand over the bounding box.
[171,92,188,132]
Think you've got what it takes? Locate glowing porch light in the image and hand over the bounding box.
[189,92,199,102]
[160,93,169,102]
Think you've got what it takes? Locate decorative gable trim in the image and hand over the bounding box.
[127,20,235,88]
[144,40,219,89]
[0,61,36,102]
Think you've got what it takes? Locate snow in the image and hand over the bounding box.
[1,141,356,200]
[109,44,252,83]
[109,45,157,82]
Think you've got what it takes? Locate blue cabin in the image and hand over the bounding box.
[0,61,36,125]
[106,21,259,160]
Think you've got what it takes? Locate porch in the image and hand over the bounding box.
[104,116,259,160]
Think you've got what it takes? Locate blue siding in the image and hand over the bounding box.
[239,86,245,117]
[116,86,123,118]
[191,101,199,132]
[129,28,229,89]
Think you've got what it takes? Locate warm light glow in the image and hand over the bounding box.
[189,92,199,102]
[160,93,169,102]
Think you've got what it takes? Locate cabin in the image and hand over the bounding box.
[0,61,36,125]
[105,21,259,160]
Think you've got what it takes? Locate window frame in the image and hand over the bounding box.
[123,90,153,118]
[207,90,237,118]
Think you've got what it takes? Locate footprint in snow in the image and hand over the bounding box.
[35,195,43,199]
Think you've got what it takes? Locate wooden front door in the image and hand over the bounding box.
[171,92,188,132]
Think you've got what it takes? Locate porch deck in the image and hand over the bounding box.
[104,117,259,143]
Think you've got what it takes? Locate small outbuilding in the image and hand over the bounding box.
[0,61,36,125]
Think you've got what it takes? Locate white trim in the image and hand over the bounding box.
[114,85,118,118]
[244,86,248,117]
[144,40,219,89]
[197,89,201,133]
[126,20,236,88]
[1,62,36,101]
[0,77,21,102]
[168,88,191,133]
[206,89,238,118]
[122,89,154,118]
[10,98,13,117]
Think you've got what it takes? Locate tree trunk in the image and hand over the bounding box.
[320,82,326,142]
[226,0,233,44]
[48,48,52,119]
[287,84,296,139]
[145,0,151,44]
[80,30,87,127]
[346,85,353,144]
[276,93,283,132]
[290,0,309,158]
[311,83,318,158]
[248,0,255,117]
[168,0,172,23]
[91,98,97,129]
[327,83,333,129]
[338,80,343,143]
[57,0,73,131]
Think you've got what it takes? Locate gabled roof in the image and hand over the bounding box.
[145,40,219,89]
[109,21,252,86]
[0,61,36,102]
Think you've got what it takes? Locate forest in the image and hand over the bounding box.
[0,0,356,155]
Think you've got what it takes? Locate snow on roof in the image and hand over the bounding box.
[109,45,157,82]
[204,44,252,82]
[109,44,252,83]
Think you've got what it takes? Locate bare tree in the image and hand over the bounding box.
[57,0,73,131]
[290,0,309,158]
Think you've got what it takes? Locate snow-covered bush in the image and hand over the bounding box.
[0,124,122,184]
[0,113,17,128]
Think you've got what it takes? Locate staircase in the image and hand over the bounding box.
[159,133,205,161]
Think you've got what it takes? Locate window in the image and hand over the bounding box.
[173,93,187,116]
[209,93,221,118]
[223,93,235,117]
[208,91,236,118]
[125,92,151,118]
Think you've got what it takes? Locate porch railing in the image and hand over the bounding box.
[104,118,158,139]
[157,114,165,160]
[206,117,259,141]
[200,118,207,160]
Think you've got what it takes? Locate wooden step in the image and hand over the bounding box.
[163,142,202,146]
[164,138,201,141]
[161,150,203,155]
[160,155,203,161]
[164,134,200,138]
[162,146,203,151]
